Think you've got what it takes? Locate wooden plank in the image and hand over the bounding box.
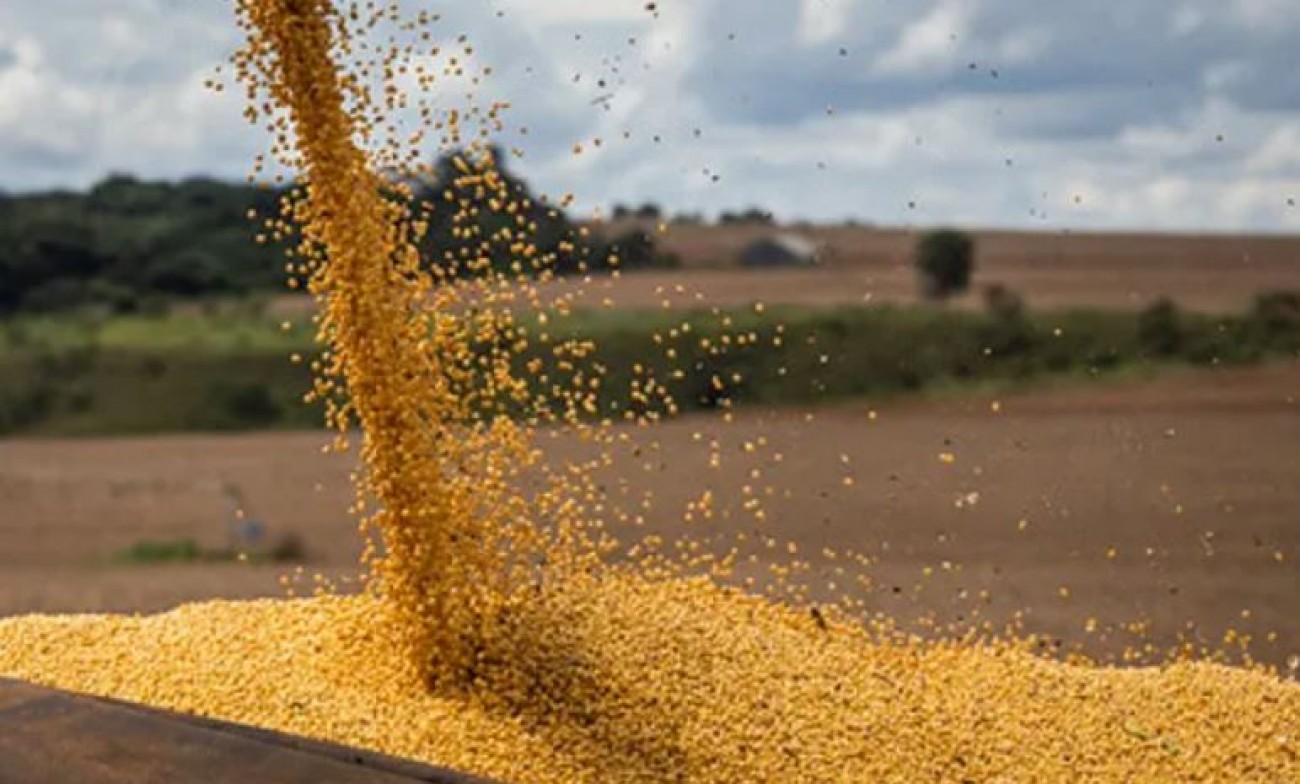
[0,678,498,784]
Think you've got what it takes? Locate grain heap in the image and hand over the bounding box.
[0,579,1295,783]
[0,1,1297,782]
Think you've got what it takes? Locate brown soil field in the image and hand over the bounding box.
[559,224,1300,314]
[266,225,1300,317]
[1,362,1296,667]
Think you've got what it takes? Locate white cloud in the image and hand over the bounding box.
[0,0,1298,232]
[1246,124,1300,173]
[1229,0,1297,30]
[797,0,856,46]
[1218,177,1299,226]
[1171,5,1207,37]
[1203,60,1251,93]
[0,34,97,163]
[872,1,969,76]
[100,14,145,60]
[995,27,1050,64]
[499,0,651,26]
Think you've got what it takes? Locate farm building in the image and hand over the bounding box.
[739,233,822,268]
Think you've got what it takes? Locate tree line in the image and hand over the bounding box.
[0,150,677,315]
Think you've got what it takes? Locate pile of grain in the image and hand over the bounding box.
[3,574,1294,783]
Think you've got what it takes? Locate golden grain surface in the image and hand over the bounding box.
[3,575,1295,783]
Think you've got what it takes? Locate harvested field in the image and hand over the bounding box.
[1,361,1295,667]
[542,224,1300,315]
[641,224,1300,275]
[265,226,1300,318]
[521,262,1300,316]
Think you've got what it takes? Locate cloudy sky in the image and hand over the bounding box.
[1,0,1298,231]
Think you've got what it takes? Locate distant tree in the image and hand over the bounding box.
[916,229,974,300]
[602,229,679,271]
[981,283,1024,320]
[718,207,773,225]
[635,202,662,219]
[1137,298,1185,356]
[977,283,1035,357]
[0,175,282,315]
[0,152,611,314]
[146,249,236,296]
[1252,291,1300,334]
[87,174,170,216]
[611,203,631,220]
[411,145,600,278]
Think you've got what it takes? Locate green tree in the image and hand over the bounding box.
[603,229,680,271]
[916,229,974,300]
[411,145,601,278]
[1137,298,1185,356]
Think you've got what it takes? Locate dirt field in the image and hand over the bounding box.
[554,223,1300,314]
[1,362,1296,667]
[262,225,1300,318]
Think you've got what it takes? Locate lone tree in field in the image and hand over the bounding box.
[916,228,975,300]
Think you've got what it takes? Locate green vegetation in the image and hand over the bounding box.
[0,151,676,316]
[112,536,305,565]
[916,228,975,300]
[113,538,207,564]
[0,176,284,314]
[606,229,681,270]
[2,294,1296,436]
[719,207,776,225]
[576,294,1298,413]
